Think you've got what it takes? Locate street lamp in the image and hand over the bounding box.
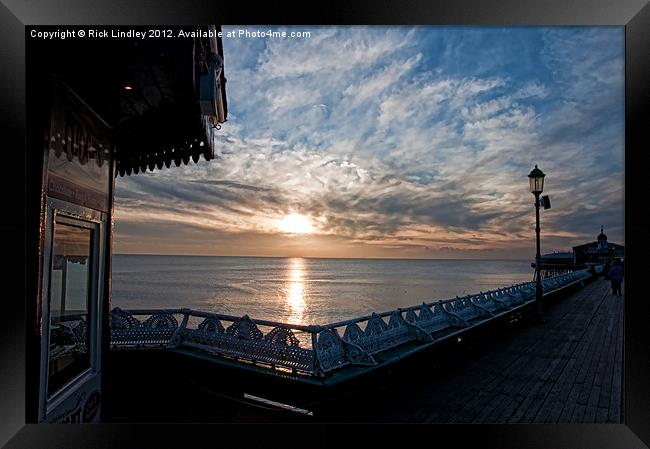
[528,164,546,322]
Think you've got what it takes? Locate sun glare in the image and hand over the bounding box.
[278,214,314,234]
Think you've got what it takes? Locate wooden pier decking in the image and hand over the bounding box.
[346,278,624,423]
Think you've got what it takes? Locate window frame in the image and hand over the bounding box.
[38,198,105,420]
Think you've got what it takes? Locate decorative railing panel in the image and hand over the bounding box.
[497,288,527,308]
[110,308,179,348]
[338,312,431,356]
[110,268,595,377]
[470,292,508,314]
[316,327,376,373]
[180,314,314,373]
[405,302,459,333]
[314,329,348,373]
[443,296,491,322]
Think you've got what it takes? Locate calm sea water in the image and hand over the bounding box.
[111,255,534,325]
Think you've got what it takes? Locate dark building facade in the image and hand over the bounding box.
[573,226,624,268]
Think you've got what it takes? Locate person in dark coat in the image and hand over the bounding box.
[608,259,624,296]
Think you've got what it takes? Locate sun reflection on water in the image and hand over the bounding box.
[286,258,307,324]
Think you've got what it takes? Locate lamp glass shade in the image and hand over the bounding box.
[528,165,545,194]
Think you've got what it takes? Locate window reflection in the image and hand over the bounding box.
[47,221,92,397]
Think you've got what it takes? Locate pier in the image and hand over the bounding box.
[100,268,624,423]
[108,271,594,379]
[335,278,624,423]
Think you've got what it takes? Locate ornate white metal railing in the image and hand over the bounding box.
[110,268,594,377]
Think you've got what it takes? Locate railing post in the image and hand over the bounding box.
[169,308,190,348]
[310,326,324,377]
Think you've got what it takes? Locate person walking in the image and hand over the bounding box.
[608,258,624,296]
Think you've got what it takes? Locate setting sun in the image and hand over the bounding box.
[278,214,314,234]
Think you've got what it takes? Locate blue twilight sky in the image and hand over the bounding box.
[114,26,624,259]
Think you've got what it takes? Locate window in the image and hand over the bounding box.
[47,220,94,398]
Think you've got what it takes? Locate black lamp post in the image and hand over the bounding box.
[528,165,546,322]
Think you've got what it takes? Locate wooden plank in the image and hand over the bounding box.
[506,282,607,423]
[570,291,610,424]
[558,382,583,422]
[538,300,595,423]
[490,317,573,423]
[596,406,609,423]
[476,340,558,422]
[540,356,579,422]
[355,280,623,424]
[529,310,588,422]
[448,324,555,422]
[584,385,602,422]
[532,284,610,423]
[531,340,578,422]
[599,295,618,393]
[578,310,609,410]
[571,403,587,423]
[609,298,624,423]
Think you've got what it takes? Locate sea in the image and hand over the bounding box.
[111,255,534,326]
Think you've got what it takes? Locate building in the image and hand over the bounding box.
[532,227,624,275]
[533,251,575,277]
[26,26,228,423]
[573,226,625,269]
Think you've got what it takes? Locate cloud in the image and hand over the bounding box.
[114,26,624,258]
[188,179,272,192]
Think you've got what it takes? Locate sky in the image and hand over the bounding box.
[114,26,625,260]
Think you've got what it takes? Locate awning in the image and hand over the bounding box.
[113,26,227,176]
[36,25,228,177]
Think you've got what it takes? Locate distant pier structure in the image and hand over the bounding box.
[573,226,624,268]
[534,226,624,276]
[534,251,575,277]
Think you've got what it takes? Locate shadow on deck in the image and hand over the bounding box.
[103,278,623,423]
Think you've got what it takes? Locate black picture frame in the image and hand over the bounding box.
[2,0,648,447]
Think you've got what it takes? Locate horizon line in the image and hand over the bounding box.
[113,253,533,262]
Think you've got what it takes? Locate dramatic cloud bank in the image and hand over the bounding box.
[114,26,624,259]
